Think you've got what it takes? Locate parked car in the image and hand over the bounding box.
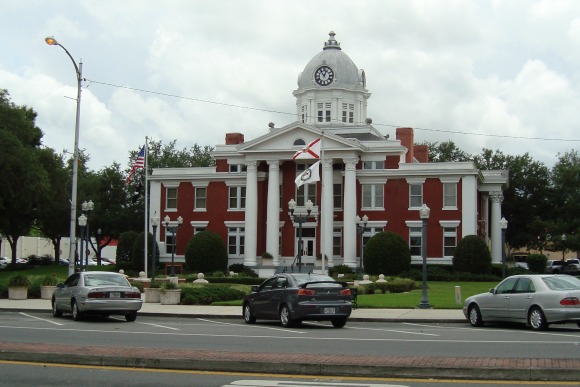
[463,274,580,330]
[0,256,9,269]
[242,273,352,328]
[52,271,142,322]
[566,259,580,273]
[546,259,578,274]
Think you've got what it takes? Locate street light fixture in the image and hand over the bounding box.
[150,214,160,281]
[355,215,369,280]
[164,215,183,277]
[418,204,431,309]
[562,233,567,261]
[45,36,83,276]
[500,217,508,278]
[77,214,87,271]
[288,199,313,273]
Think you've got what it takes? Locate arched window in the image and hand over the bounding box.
[293,139,306,146]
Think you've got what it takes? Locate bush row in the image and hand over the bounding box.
[180,284,246,305]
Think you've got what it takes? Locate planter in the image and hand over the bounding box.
[144,287,161,303]
[8,286,28,300]
[40,285,56,300]
[160,289,182,305]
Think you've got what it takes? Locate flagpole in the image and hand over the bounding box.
[144,137,149,278]
[320,129,325,274]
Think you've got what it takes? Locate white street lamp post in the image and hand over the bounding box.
[151,214,160,281]
[77,214,87,271]
[500,217,508,278]
[288,199,313,273]
[164,215,183,276]
[418,204,431,309]
[355,215,369,280]
[45,36,83,276]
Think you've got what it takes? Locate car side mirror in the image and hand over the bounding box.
[489,288,495,294]
[251,285,259,293]
[56,283,65,289]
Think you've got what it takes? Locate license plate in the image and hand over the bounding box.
[323,307,335,314]
[109,292,120,298]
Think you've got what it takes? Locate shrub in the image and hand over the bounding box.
[180,284,246,305]
[131,232,159,272]
[39,274,59,286]
[527,253,548,273]
[328,265,354,277]
[117,231,138,266]
[228,264,259,278]
[364,232,411,275]
[27,255,53,266]
[360,278,417,294]
[160,281,180,291]
[453,235,492,274]
[185,231,228,273]
[132,281,144,292]
[8,274,31,287]
[149,280,162,288]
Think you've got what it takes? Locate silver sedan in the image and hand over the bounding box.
[463,274,580,330]
[52,271,143,322]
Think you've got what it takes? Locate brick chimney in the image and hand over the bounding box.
[414,144,429,163]
[396,127,414,163]
[225,133,244,145]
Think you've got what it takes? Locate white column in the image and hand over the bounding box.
[490,192,503,264]
[343,158,358,268]
[266,160,280,266]
[321,158,334,268]
[244,161,258,267]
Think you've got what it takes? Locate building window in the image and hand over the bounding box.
[229,186,246,210]
[409,227,422,256]
[443,227,457,257]
[443,183,457,208]
[301,105,308,123]
[333,183,342,209]
[229,164,247,173]
[193,227,205,234]
[317,102,331,122]
[342,103,354,123]
[409,184,423,208]
[165,233,176,254]
[195,187,206,210]
[362,161,383,169]
[333,228,342,256]
[228,227,245,257]
[362,184,384,209]
[296,164,317,205]
[166,187,178,209]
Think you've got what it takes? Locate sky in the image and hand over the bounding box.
[2,0,580,171]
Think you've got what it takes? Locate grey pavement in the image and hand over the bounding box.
[1,298,580,382]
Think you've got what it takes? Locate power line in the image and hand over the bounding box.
[85,78,580,143]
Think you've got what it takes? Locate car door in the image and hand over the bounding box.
[507,277,535,322]
[483,277,518,319]
[55,273,79,311]
[252,277,278,318]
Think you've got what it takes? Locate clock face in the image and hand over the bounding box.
[314,66,334,86]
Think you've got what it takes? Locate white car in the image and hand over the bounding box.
[0,256,9,268]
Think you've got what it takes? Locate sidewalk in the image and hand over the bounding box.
[1,298,579,382]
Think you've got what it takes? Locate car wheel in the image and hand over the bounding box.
[125,312,137,322]
[468,304,483,327]
[331,318,347,328]
[72,300,82,321]
[279,305,294,328]
[577,322,580,329]
[529,306,548,330]
[51,299,62,318]
[243,303,256,324]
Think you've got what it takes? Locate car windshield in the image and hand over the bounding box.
[84,274,130,287]
[542,276,580,291]
[290,274,341,287]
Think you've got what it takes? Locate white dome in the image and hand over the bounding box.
[297,32,366,91]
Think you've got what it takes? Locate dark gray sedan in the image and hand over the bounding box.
[242,273,352,328]
[52,271,143,322]
[463,274,580,330]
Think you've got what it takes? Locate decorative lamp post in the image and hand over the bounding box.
[355,215,369,280]
[418,204,431,309]
[164,215,183,276]
[150,214,160,281]
[77,214,87,271]
[288,199,313,273]
[562,233,567,261]
[96,228,102,265]
[45,36,83,276]
[500,217,508,278]
[81,200,94,269]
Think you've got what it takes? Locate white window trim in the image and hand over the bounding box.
[194,186,208,212]
[361,184,385,211]
[442,182,458,210]
[439,220,461,228]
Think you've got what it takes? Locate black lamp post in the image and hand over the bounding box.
[355,214,369,280]
[562,233,567,261]
[151,214,159,281]
[164,215,183,276]
[77,214,87,271]
[288,199,313,273]
[81,200,94,269]
[45,36,83,277]
[500,217,508,278]
[96,228,102,265]
[418,204,431,309]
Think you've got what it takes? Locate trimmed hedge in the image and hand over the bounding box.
[527,253,548,273]
[185,231,228,273]
[364,232,411,275]
[359,278,418,294]
[185,276,264,285]
[453,235,492,274]
[180,284,246,305]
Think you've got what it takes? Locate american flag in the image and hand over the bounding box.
[126,145,145,185]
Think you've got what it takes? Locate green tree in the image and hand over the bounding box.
[0,90,50,264]
[131,232,159,272]
[453,235,492,274]
[117,231,138,267]
[363,232,411,275]
[185,231,228,273]
[424,140,472,162]
[551,150,580,254]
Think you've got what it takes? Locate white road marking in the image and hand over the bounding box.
[108,316,180,330]
[227,380,408,386]
[198,318,307,334]
[403,322,580,338]
[18,312,63,326]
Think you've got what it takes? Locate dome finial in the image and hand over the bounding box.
[323,31,341,50]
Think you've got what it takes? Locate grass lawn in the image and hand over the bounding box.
[1,266,497,309]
